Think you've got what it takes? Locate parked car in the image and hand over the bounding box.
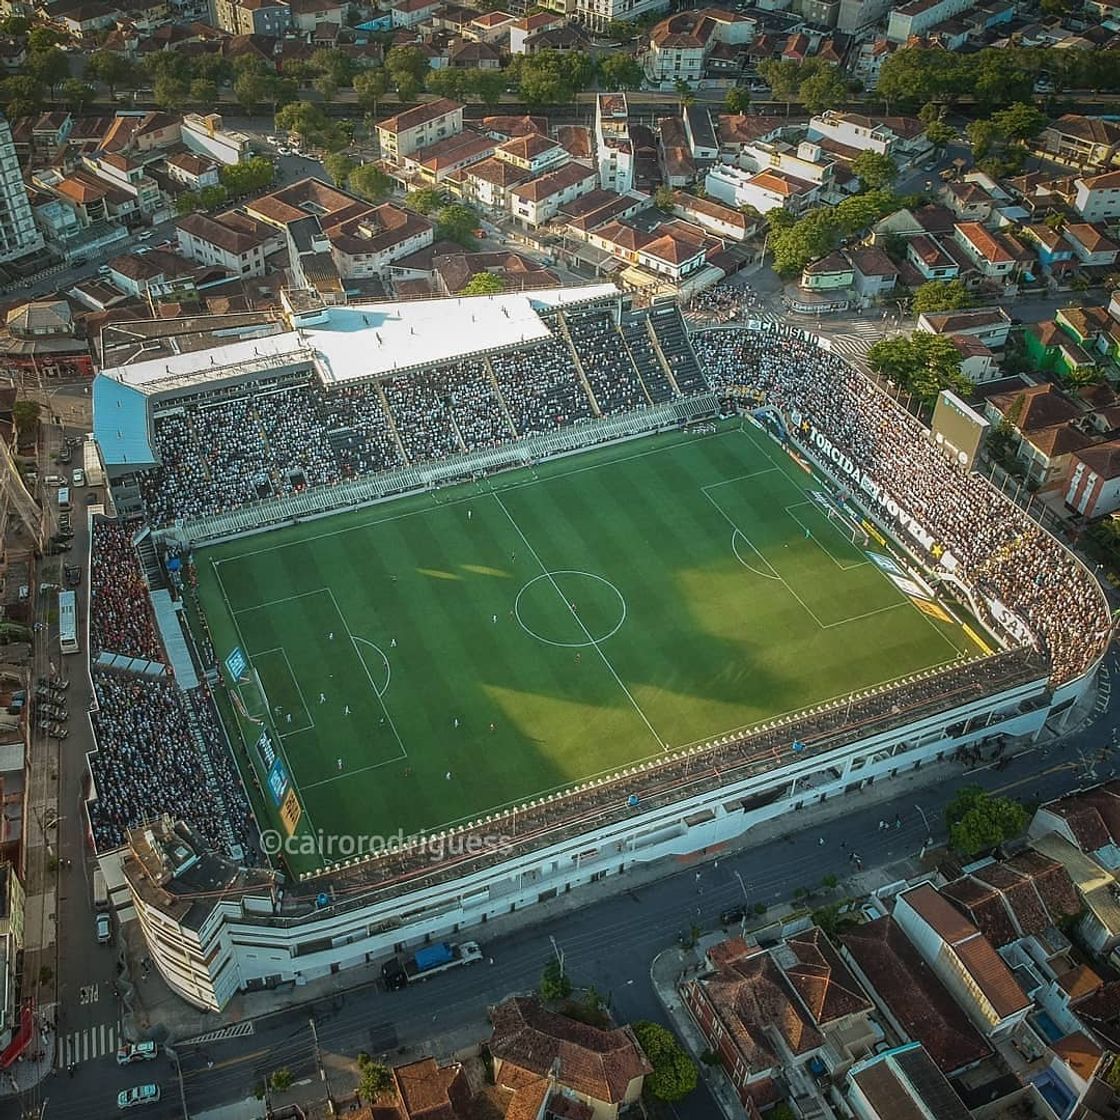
[719,907,746,926]
[116,1042,159,1066]
[96,911,111,944]
[138,230,152,240]
[98,265,111,276]
[72,468,85,487]
[43,475,63,487]
[117,1084,160,1109]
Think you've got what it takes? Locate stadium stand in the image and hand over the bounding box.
[91,520,163,662]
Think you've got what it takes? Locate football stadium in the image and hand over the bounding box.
[88,285,1113,1010]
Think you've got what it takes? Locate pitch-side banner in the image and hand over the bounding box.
[792,413,958,571]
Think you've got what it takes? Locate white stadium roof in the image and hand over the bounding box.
[96,285,620,395]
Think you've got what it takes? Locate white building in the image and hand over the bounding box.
[0,113,44,262]
[595,94,634,194]
[575,0,669,33]
[807,110,896,156]
[705,163,820,214]
[182,113,252,167]
[176,212,269,278]
[377,100,465,166]
[510,161,597,225]
[642,8,753,88]
[886,0,975,41]
[1074,171,1120,223]
[166,151,221,191]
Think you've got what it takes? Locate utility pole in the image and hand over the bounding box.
[549,935,564,979]
[309,1016,335,1116]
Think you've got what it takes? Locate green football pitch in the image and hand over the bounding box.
[195,420,978,874]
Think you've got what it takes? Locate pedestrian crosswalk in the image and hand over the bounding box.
[58,1021,118,1067]
[822,320,888,360]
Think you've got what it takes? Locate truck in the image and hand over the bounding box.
[381,941,483,990]
[82,437,105,489]
[93,868,108,909]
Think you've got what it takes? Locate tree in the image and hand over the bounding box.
[990,101,1048,142]
[851,151,898,192]
[233,69,270,114]
[191,52,232,85]
[427,68,470,100]
[275,100,345,151]
[385,45,429,95]
[405,187,444,214]
[724,85,751,115]
[632,1022,698,1103]
[174,191,201,215]
[348,163,390,201]
[220,156,274,197]
[0,16,29,35]
[468,69,506,107]
[912,279,973,314]
[599,53,643,91]
[189,77,218,105]
[436,202,479,247]
[153,73,188,111]
[26,46,69,97]
[356,1054,393,1101]
[798,66,848,114]
[460,272,506,296]
[511,50,593,104]
[540,959,571,1000]
[653,185,676,211]
[0,75,43,118]
[924,119,955,150]
[324,151,356,187]
[354,67,389,115]
[27,27,63,52]
[13,400,40,447]
[866,332,972,405]
[270,1067,294,1093]
[60,78,94,113]
[757,59,802,108]
[199,184,228,209]
[87,49,136,96]
[967,118,998,160]
[945,785,1029,856]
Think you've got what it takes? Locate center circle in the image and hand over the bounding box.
[514,571,627,649]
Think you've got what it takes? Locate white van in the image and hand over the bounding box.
[57,487,70,511]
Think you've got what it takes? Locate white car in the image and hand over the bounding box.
[71,468,85,487]
[96,912,111,944]
[118,1084,160,1109]
[277,146,291,155]
[117,1041,159,1066]
[137,230,152,240]
[98,265,111,276]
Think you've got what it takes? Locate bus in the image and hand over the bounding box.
[57,487,70,511]
[59,590,78,654]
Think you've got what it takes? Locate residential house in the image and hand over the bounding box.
[1037,115,1120,173]
[918,306,1011,348]
[447,39,501,68]
[846,1044,971,1120]
[0,300,94,380]
[683,105,719,165]
[595,94,634,194]
[176,210,276,277]
[460,157,528,212]
[636,222,710,283]
[86,152,162,216]
[906,235,963,282]
[659,116,695,188]
[509,161,596,226]
[488,996,651,1120]
[1021,223,1076,278]
[641,8,753,88]
[509,12,565,52]
[165,151,220,191]
[494,133,569,176]
[801,251,855,291]
[849,247,898,299]
[942,178,996,222]
[807,110,896,156]
[323,202,434,279]
[463,9,517,41]
[106,247,194,296]
[1066,440,1120,518]
[983,382,1091,487]
[377,99,464,165]
[841,916,993,1074]
[31,112,72,152]
[706,164,821,214]
[671,191,753,240]
[948,335,998,382]
[399,130,495,185]
[682,929,877,1114]
[391,0,440,27]
[287,0,347,32]
[952,221,1030,285]
[1063,223,1120,269]
[1074,170,1120,222]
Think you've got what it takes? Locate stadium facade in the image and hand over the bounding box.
[90,285,1111,1012]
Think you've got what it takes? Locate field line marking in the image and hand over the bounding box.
[730,530,782,581]
[255,646,315,734]
[353,636,391,696]
[701,488,783,582]
[699,466,781,492]
[782,503,867,572]
[211,559,323,846]
[214,426,739,567]
[492,491,666,750]
[234,589,336,614]
[323,587,408,764]
[301,752,408,789]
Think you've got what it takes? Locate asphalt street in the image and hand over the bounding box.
[15,647,1118,1120]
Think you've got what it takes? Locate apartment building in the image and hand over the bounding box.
[595,93,634,194]
[0,113,44,262]
[211,0,291,35]
[377,99,465,165]
[886,0,975,41]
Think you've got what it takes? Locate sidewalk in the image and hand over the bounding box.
[129,675,1103,1045]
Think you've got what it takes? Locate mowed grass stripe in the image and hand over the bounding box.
[197,421,973,873]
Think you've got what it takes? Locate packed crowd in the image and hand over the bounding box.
[89,671,248,856]
[190,689,257,861]
[692,327,1111,685]
[91,520,162,661]
[687,282,764,324]
[136,302,707,525]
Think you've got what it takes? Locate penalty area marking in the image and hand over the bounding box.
[352,636,391,697]
[730,530,782,581]
[514,571,627,649]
